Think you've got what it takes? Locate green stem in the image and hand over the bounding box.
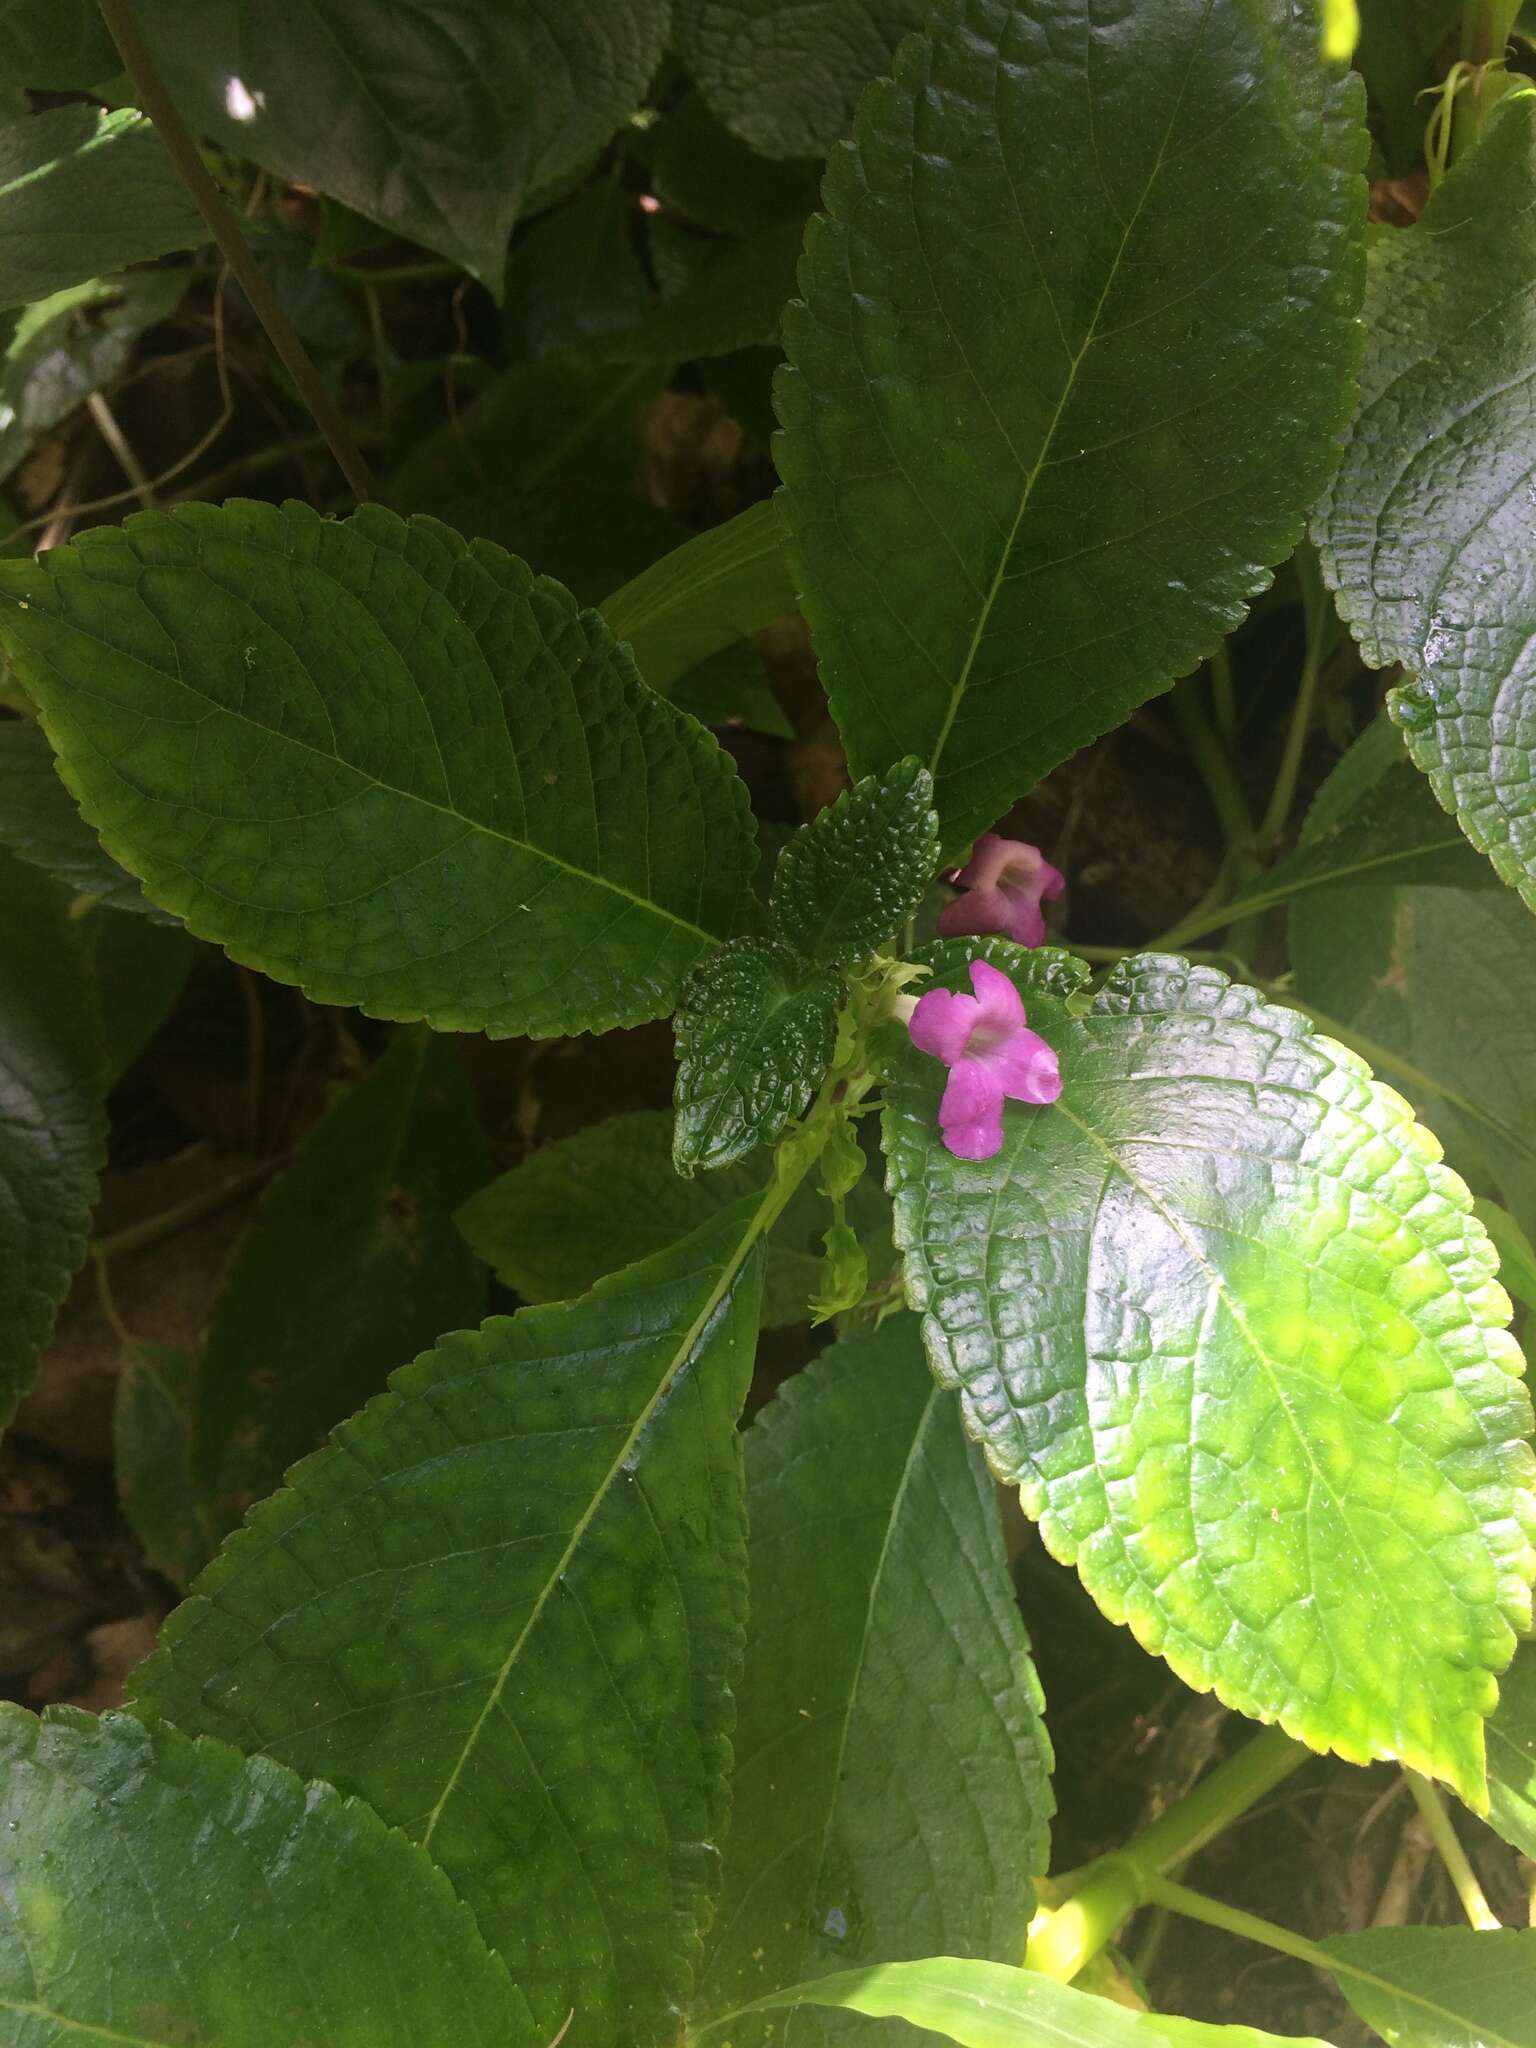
[1171,673,1254,859]
[328,258,463,287]
[1024,1725,1307,1982]
[1258,545,1329,848]
[1404,1771,1501,1929]
[93,0,377,504]
[92,1157,277,1263]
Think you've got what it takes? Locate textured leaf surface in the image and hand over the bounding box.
[456,1106,841,1327]
[189,1028,487,1555]
[0,108,202,309]
[0,501,756,1038]
[0,0,115,87]
[1486,1641,1536,1860]
[881,941,1536,1800]
[695,1320,1053,2040]
[0,846,104,1430]
[778,0,1365,853]
[705,1958,1334,2048]
[600,498,795,693]
[1316,97,1536,906]
[673,939,841,1173]
[0,1706,532,2048]
[675,0,930,157]
[771,758,940,964]
[134,0,668,286]
[0,714,162,916]
[1323,1927,1536,2048]
[132,1211,766,2048]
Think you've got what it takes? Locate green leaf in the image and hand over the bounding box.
[389,355,676,605]
[1322,1927,1536,2048]
[0,500,757,1039]
[675,0,931,157]
[694,1319,1054,2039]
[133,0,668,288]
[131,1209,767,2048]
[188,1027,488,1555]
[599,498,796,694]
[505,181,654,360]
[696,1957,1335,2048]
[81,904,193,1082]
[778,0,1366,854]
[1355,0,1460,170]
[0,714,166,917]
[0,108,202,310]
[1474,1201,1536,1317]
[454,1106,842,1328]
[0,1705,533,2048]
[1315,96,1536,908]
[881,941,1536,1804]
[0,845,104,1430]
[0,270,186,482]
[672,641,794,741]
[115,1340,214,1589]
[770,757,940,965]
[601,218,804,364]
[1487,1640,1536,1860]
[0,0,115,88]
[650,91,821,240]
[673,939,841,1174]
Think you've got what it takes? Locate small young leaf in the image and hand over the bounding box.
[0,108,202,309]
[599,498,795,694]
[132,1210,766,2048]
[0,714,166,917]
[770,758,940,965]
[672,939,841,1173]
[712,1958,1334,2048]
[0,501,757,1039]
[1322,1927,1536,2048]
[694,1321,1053,2037]
[1316,96,1536,907]
[454,1106,846,1328]
[882,942,1536,1803]
[187,1027,488,1555]
[778,0,1366,852]
[0,1706,534,2047]
[0,845,104,1429]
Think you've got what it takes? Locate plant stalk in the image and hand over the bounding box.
[93,0,377,504]
[1404,1771,1501,1929]
[1024,1724,1307,1981]
[1258,544,1329,848]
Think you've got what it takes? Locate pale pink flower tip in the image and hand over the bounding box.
[936,832,1065,948]
[907,958,1061,1160]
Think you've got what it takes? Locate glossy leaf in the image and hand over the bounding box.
[672,939,841,1173]
[1323,1927,1536,2048]
[1486,1640,1536,1861]
[771,758,940,965]
[0,1705,533,2048]
[881,941,1536,1802]
[1316,96,1536,907]
[0,108,202,310]
[675,0,930,158]
[0,714,164,917]
[0,0,115,87]
[778,0,1366,853]
[131,1210,766,2048]
[133,0,669,287]
[600,498,796,693]
[0,846,104,1430]
[455,1106,838,1327]
[188,1027,488,1555]
[695,1320,1053,2038]
[698,1957,1334,2048]
[0,501,757,1039]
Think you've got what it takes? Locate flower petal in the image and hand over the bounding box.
[936,884,1013,941]
[939,1057,1006,1159]
[968,958,1025,1036]
[909,984,978,1065]
[989,1026,1062,1105]
[950,831,1015,893]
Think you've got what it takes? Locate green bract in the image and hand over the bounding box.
[882,942,1536,1803]
[777,0,1366,851]
[0,501,757,1038]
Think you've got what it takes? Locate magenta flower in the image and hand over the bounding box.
[936,832,1065,948]
[908,959,1062,1160]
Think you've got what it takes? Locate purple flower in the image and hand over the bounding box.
[908,959,1062,1160]
[936,832,1065,948]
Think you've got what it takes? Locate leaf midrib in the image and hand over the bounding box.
[922,2,1215,796]
[9,607,717,946]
